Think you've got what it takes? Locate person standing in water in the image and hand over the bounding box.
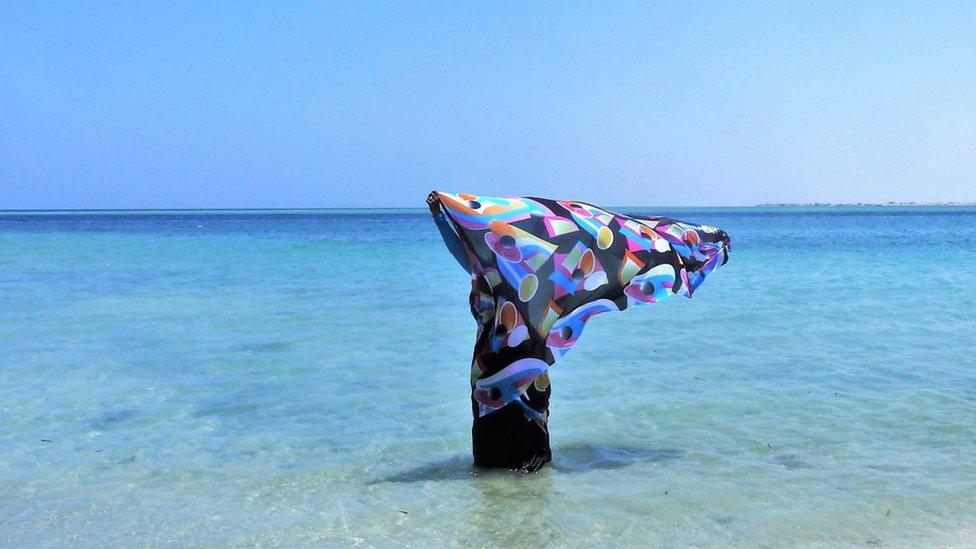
[428,191,731,471]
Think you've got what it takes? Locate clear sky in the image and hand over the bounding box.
[2,2,974,209]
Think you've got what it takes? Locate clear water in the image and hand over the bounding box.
[2,207,975,546]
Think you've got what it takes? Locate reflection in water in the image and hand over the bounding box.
[456,445,683,546]
[462,464,559,546]
[370,443,683,484]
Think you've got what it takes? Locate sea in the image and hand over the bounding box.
[1,206,974,547]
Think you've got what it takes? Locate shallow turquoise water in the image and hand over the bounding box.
[2,207,975,546]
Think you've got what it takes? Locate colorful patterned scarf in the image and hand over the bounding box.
[428,191,731,471]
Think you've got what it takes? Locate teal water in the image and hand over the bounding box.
[2,207,975,546]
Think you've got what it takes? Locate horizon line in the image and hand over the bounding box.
[0,205,749,213]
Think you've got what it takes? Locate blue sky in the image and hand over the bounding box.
[2,2,974,208]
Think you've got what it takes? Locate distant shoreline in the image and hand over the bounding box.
[756,201,976,207]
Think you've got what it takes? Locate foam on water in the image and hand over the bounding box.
[2,207,975,546]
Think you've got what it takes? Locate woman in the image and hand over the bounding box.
[428,191,731,471]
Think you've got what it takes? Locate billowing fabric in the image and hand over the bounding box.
[427,191,731,470]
